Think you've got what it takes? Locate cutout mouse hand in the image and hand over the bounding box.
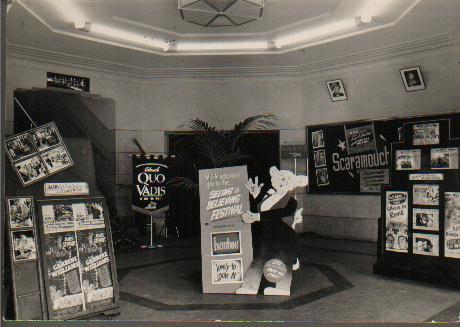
[242,211,260,224]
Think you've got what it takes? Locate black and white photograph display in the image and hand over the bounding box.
[412,233,439,256]
[395,149,421,170]
[316,167,329,186]
[413,123,440,145]
[7,197,34,229]
[313,149,326,167]
[431,147,459,169]
[385,191,408,253]
[444,192,460,259]
[5,122,74,186]
[400,67,426,91]
[413,184,439,206]
[326,79,347,101]
[11,230,37,262]
[413,208,439,231]
[311,130,324,149]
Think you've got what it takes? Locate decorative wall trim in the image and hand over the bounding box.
[7,33,460,79]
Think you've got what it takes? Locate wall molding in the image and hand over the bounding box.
[7,33,460,80]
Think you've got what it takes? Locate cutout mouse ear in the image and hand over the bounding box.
[269,166,279,177]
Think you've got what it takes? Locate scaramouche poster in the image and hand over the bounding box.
[445,192,460,259]
[385,191,409,253]
[44,232,85,318]
[77,229,114,310]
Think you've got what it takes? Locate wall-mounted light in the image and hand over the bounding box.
[74,20,91,32]
[355,15,373,26]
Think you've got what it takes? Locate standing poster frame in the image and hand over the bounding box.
[36,196,120,320]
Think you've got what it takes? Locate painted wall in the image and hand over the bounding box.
[5,43,460,241]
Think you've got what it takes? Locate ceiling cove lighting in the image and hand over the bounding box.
[274,19,357,49]
[176,40,267,52]
[90,24,167,50]
[178,0,264,27]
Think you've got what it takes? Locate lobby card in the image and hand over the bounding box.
[14,155,48,186]
[7,197,34,229]
[431,148,459,169]
[211,259,243,285]
[11,230,37,262]
[444,192,460,259]
[42,204,76,234]
[344,124,376,155]
[413,184,439,206]
[74,202,106,230]
[413,123,440,145]
[413,208,439,231]
[395,149,421,170]
[44,231,85,318]
[40,145,74,174]
[385,191,409,253]
[413,233,439,256]
[77,229,114,310]
[211,231,241,256]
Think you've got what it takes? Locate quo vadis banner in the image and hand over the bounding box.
[44,232,85,318]
[132,156,169,211]
[198,166,253,294]
[77,229,114,310]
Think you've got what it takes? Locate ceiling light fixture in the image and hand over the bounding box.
[90,24,167,51]
[74,20,91,32]
[176,39,267,52]
[178,0,264,27]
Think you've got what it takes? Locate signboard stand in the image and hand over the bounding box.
[132,205,169,249]
[374,117,460,288]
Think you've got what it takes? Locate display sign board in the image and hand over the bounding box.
[47,72,90,92]
[307,112,460,194]
[36,197,119,320]
[44,182,89,196]
[4,122,74,187]
[132,156,169,211]
[198,166,253,293]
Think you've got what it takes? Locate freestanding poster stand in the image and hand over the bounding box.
[131,205,169,248]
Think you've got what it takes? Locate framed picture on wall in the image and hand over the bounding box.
[326,79,348,102]
[400,66,425,92]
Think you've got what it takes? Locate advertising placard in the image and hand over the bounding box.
[385,191,409,253]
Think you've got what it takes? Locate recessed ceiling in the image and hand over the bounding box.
[14,0,420,55]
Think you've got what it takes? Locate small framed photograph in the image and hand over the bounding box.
[41,145,73,174]
[326,79,348,102]
[14,155,48,187]
[314,149,326,168]
[7,197,34,229]
[5,132,36,162]
[311,130,324,149]
[400,67,425,92]
[316,168,329,186]
[11,230,37,262]
[31,123,62,152]
[413,233,439,256]
[395,149,421,170]
[413,208,439,231]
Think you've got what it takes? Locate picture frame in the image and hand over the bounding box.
[326,79,348,102]
[400,66,425,92]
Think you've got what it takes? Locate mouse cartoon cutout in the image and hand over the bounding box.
[236,166,308,296]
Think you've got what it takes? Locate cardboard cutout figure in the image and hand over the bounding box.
[236,166,308,296]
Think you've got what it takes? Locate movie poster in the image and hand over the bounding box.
[7,197,34,229]
[44,232,85,318]
[77,229,114,310]
[413,233,439,256]
[413,208,439,231]
[431,148,459,169]
[211,259,243,284]
[395,149,421,170]
[413,123,440,145]
[413,184,439,206]
[73,202,105,230]
[345,124,376,155]
[444,192,460,259]
[132,156,168,211]
[385,191,409,253]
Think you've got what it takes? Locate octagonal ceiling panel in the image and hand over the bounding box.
[14,0,420,55]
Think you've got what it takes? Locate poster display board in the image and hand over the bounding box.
[198,166,253,293]
[36,197,119,320]
[306,112,460,194]
[6,196,47,320]
[374,115,460,288]
[131,155,169,211]
[4,122,74,187]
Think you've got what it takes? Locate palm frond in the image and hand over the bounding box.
[227,113,278,151]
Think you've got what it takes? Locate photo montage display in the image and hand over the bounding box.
[5,122,73,187]
[38,198,117,320]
